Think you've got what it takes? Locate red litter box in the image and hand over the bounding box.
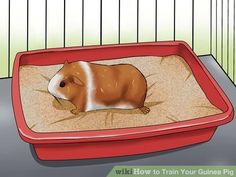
[12,41,234,160]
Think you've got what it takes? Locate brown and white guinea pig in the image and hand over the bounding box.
[48,60,150,115]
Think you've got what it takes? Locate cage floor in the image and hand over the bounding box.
[19,55,222,133]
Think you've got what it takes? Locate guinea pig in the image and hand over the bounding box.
[48,60,150,115]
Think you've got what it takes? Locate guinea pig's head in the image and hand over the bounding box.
[48,61,85,100]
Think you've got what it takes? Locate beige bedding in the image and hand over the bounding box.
[19,55,222,133]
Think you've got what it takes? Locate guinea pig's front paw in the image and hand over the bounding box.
[70,109,80,115]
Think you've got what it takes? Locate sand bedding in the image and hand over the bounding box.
[19,55,222,133]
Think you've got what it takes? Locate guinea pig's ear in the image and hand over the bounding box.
[72,75,84,86]
[64,60,69,66]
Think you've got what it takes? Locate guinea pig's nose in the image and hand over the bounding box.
[60,81,66,87]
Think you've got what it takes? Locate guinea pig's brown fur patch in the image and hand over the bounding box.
[90,63,147,108]
[54,61,87,112]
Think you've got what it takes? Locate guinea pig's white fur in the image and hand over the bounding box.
[79,61,94,111]
[48,73,68,100]
[48,61,134,112]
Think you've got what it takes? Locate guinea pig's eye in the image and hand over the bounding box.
[59,81,66,88]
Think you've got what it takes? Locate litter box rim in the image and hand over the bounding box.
[12,41,234,144]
